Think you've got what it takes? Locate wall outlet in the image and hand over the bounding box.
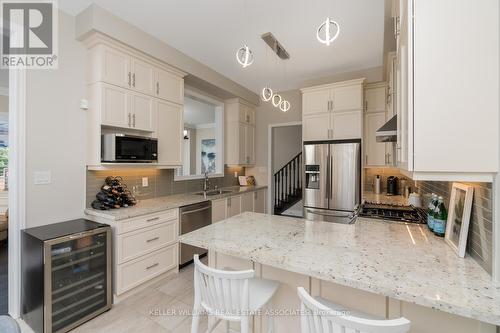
[34,171,51,185]
[142,177,149,187]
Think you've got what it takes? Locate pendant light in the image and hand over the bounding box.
[316,17,340,46]
[280,100,290,112]
[236,0,254,68]
[261,86,273,101]
[271,94,282,107]
[236,45,254,68]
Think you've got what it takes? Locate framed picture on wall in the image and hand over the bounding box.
[445,183,474,258]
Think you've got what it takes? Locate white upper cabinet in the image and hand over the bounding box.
[155,68,184,104]
[130,58,155,95]
[364,112,387,166]
[331,84,364,111]
[156,100,183,166]
[395,0,498,181]
[130,92,155,132]
[99,83,129,128]
[301,79,365,141]
[302,89,331,116]
[364,82,391,167]
[92,45,131,88]
[86,36,185,104]
[225,98,257,166]
[84,34,186,167]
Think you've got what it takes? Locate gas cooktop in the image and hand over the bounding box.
[358,201,427,224]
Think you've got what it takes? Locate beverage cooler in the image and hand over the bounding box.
[22,219,112,333]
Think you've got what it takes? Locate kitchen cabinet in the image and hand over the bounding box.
[130,92,155,132]
[98,83,129,128]
[87,40,184,104]
[241,192,254,213]
[89,44,131,88]
[87,209,179,297]
[212,198,227,223]
[156,99,183,166]
[364,82,392,167]
[225,98,256,166]
[130,57,155,95]
[254,189,266,213]
[226,195,241,218]
[93,82,155,132]
[301,79,365,141]
[364,112,387,166]
[84,33,187,168]
[155,68,184,105]
[394,0,498,181]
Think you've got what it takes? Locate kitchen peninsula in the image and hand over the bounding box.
[180,212,500,333]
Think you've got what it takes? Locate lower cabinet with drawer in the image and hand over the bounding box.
[116,243,178,295]
[87,208,179,297]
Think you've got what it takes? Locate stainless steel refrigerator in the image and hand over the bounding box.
[303,140,361,223]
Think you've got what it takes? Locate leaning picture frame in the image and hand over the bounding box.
[445,183,474,258]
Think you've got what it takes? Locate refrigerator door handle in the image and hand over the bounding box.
[325,152,331,200]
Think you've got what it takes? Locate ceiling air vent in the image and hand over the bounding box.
[261,32,290,60]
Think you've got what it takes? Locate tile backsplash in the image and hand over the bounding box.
[86,166,244,207]
[415,181,493,275]
[364,168,408,192]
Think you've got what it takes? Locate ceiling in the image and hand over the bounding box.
[59,0,386,93]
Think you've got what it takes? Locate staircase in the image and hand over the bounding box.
[273,152,302,215]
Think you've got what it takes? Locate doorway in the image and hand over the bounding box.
[268,122,303,217]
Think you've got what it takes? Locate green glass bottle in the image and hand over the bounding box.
[433,196,447,237]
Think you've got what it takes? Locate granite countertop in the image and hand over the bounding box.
[84,185,267,221]
[180,212,500,326]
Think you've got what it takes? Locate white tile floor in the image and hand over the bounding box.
[19,258,228,333]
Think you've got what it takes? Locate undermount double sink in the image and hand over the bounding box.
[194,189,235,197]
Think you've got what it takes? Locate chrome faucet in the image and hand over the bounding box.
[203,171,211,192]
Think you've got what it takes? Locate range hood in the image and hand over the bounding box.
[376,115,397,142]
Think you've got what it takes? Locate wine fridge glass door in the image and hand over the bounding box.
[44,228,111,333]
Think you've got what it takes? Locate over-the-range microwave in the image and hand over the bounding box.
[101,134,158,163]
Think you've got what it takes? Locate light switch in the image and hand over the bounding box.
[234,171,238,178]
[34,171,51,185]
[142,177,149,187]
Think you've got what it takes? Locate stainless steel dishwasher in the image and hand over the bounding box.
[179,201,212,267]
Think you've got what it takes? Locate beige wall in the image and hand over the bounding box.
[246,67,384,185]
[272,125,302,174]
[25,11,87,227]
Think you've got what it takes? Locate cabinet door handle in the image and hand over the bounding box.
[146,217,160,222]
[128,72,131,86]
[132,73,136,87]
[128,113,131,127]
[132,114,136,127]
[146,237,159,243]
[365,100,368,110]
[156,82,159,94]
[146,263,159,270]
[227,199,231,207]
[365,155,368,165]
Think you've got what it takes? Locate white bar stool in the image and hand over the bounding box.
[297,287,411,333]
[191,254,280,333]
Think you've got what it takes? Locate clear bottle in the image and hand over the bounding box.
[433,196,448,237]
[427,194,438,231]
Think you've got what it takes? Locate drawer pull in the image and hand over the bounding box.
[146,237,159,243]
[146,263,159,270]
[146,217,160,222]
